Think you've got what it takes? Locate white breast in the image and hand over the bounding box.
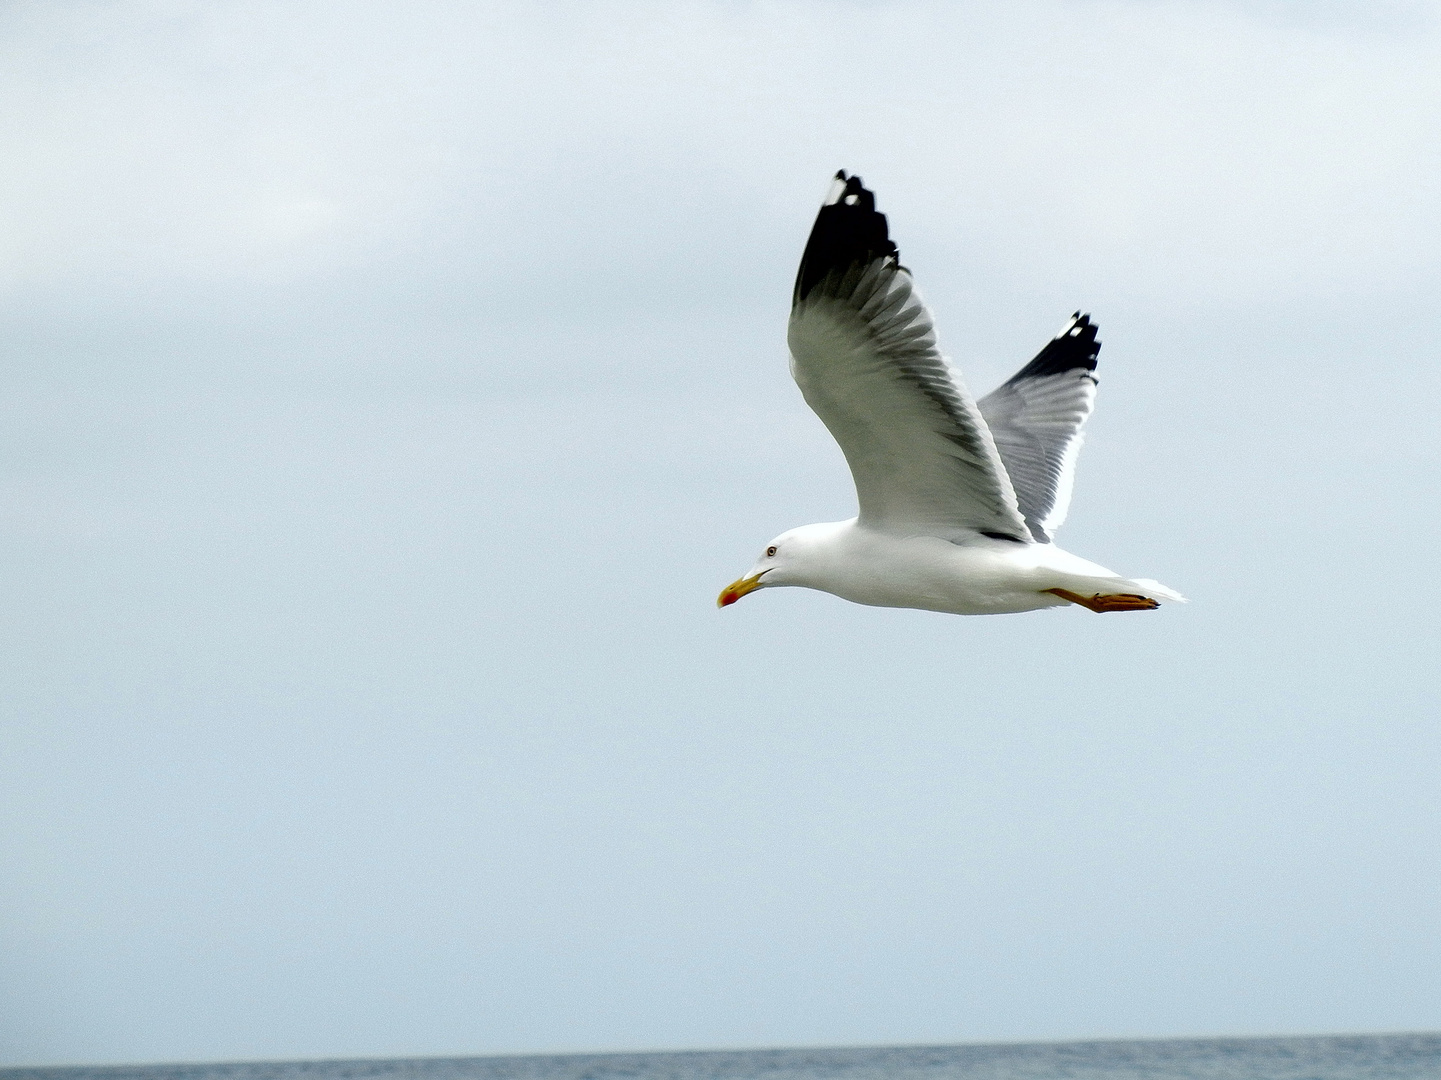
[802,523,1071,616]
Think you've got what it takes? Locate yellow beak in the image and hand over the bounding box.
[717,572,766,608]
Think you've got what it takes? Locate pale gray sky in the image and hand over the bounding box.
[3,0,1441,1066]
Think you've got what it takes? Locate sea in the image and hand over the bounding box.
[5,1035,1440,1080]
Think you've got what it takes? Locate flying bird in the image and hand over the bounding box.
[718,171,1183,616]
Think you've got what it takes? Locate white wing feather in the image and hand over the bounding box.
[978,313,1101,543]
[788,230,1030,542]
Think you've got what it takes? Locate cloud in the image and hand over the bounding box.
[2,0,1441,310]
[5,7,1441,1060]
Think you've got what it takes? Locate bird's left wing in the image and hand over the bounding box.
[787,173,1032,543]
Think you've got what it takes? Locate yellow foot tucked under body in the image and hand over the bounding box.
[1043,588,1160,613]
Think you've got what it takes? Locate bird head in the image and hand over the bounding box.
[717,526,822,607]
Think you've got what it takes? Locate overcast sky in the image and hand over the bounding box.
[3,0,1441,1067]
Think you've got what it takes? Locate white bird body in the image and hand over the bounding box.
[736,519,1179,616]
[719,172,1183,617]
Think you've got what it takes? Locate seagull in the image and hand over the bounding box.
[718,171,1183,616]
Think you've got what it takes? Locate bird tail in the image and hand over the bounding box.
[1123,578,1187,604]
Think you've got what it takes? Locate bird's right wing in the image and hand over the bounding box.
[787,173,1032,544]
[977,313,1100,543]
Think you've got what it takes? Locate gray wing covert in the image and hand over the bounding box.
[788,173,1031,543]
[977,313,1100,543]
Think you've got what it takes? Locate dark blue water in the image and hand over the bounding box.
[5,1035,1440,1080]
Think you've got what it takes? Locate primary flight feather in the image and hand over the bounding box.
[719,171,1183,616]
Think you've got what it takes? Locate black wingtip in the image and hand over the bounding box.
[793,171,899,306]
[1007,312,1101,383]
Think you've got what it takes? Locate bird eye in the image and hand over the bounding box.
[767,546,777,557]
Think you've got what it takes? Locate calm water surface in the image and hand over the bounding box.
[6,1035,1440,1080]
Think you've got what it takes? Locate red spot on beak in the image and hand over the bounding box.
[718,573,764,608]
